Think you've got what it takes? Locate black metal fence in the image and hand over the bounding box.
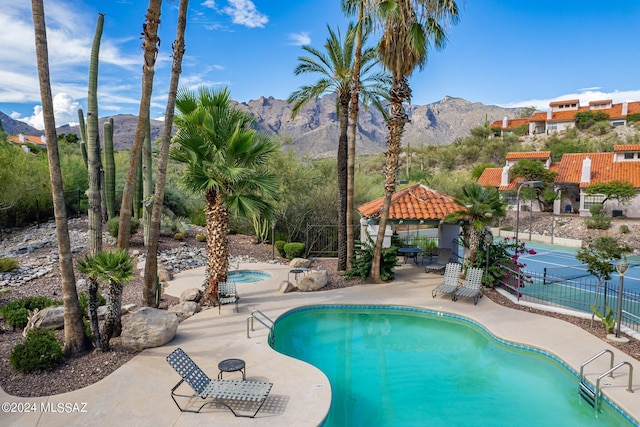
[497,263,640,333]
[0,189,85,231]
[305,224,339,257]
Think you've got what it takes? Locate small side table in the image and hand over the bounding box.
[288,268,305,283]
[218,358,246,380]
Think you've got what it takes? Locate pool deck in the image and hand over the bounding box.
[1,261,639,426]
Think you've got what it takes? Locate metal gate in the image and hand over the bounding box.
[305,224,338,257]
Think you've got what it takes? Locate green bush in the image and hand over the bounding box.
[0,257,18,272]
[78,291,107,315]
[106,216,140,238]
[10,328,64,373]
[0,296,62,330]
[174,232,184,241]
[275,240,287,258]
[585,215,611,230]
[283,242,306,260]
[195,233,207,242]
[619,224,630,234]
[345,241,399,282]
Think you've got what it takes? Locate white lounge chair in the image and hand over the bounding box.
[218,281,239,314]
[453,267,484,305]
[425,248,453,274]
[431,262,462,298]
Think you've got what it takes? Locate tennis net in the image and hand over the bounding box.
[543,265,593,284]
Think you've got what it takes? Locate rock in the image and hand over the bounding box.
[295,271,328,292]
[168,301,201,320]
[97,303,136,320]
[289,258,311,268]
[23,306,65,335]
[121,307,178,351]
[278,280,297,293]
[180,288,202,303]
[158,267,173,282]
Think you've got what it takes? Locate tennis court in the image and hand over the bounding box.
[516,242,640,293]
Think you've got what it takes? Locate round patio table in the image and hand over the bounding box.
[218,358,246,380]
[398,247,423,264]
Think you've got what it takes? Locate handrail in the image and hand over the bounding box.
[246,310,275,340]
[580,349,614,382]
[595,362,634,410]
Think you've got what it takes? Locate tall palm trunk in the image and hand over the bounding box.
[337,91,350,272]
[143,0,188,306]
[118,0,162,250]
[372,77,411,281]
[31,0,90,355]
[347,6,364,270]
[204,191,230,304]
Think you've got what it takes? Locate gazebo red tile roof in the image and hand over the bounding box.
[358,183,464,222]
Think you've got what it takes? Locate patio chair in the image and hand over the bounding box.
[218,281,239,314]
[453,267,484,305]
[425,248,453,274]
[166,348,273,417]
[431,262,462,298]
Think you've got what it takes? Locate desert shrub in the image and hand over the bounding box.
[10,328,64,373]
[275,240,287,257]
[283,242,305,260]
[0,257,18,272]
[174,232,184,241]
[77,291,107,315]
[345,241,399,282]
[619,224,630,234]
[106,216,140,238]
[195,233,207,242]
[0,296,61,330]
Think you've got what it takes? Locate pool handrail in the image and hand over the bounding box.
[247,310,275,345]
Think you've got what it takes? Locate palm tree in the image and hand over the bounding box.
[78,250,133,351]
[170,86,279,303]
[31,0,91,355]
[143,0,189,307]
[370,0,459,281]
[288,23,389,271]
[445,183,506,264]
[118,0,162,250]
[77,254,104,350]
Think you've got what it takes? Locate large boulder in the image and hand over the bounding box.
[168,301,201,321]
[23,306,64,335]
[96,303,136,320]
[295,271,328,292]
[121,307,178,351]
[180,287,203,303]
[278,280,297,294]
[289,258,311,269]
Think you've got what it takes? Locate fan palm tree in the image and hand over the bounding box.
[288,23,389,271]
[370,0,459,281]
[77,250,134,351]
[31,0,91,355]
[171,86,279,303]
[445,183,506,264]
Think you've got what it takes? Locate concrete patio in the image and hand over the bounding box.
[1,261,639,426]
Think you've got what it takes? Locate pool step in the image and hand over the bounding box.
[579,380,596,407]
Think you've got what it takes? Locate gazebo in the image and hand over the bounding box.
[358,183,465,254]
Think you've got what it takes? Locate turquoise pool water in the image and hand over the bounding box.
[271,306,636,427]
[227,270,271,283]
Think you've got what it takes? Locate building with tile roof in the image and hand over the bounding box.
[6,133,48,154]
[477,146,640,218]
[357,183,463,250]
[491,99,640,136]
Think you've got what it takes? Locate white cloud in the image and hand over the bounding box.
[222,0,268,28]
[502,88,640,111]
[20,93,82,130]
[289,32,311,46]
[201,0,216,9]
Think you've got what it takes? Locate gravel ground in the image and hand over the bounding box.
[0,218,638,398]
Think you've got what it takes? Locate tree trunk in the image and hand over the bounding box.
[87,278,102,350]
[31,0,91,355]
[204,191,230,304]
[337,91,350,272]
[118,0,162,250]
[101,283,123,351]
[372,77,410,281]
[87,13,104,255]
[143,0,188,307]
[346,6,364,270]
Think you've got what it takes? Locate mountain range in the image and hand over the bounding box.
[1,95,521,157]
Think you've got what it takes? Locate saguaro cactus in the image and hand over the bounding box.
[103,117,116,220]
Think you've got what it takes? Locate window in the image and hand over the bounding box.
[613,121,625,127]
[624,153,635,160]
[548,123,557,132]
[583,194,605,210]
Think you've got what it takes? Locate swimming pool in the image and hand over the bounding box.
[272,305,636,426]
[227,270,271,283]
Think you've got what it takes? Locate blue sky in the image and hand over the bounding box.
[2,0,640,130]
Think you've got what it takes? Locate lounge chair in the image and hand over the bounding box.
[218,281,239,314]
[166,348,273,417]
[431,262,462,298]
[453,267,484,305]
[425,248,453,274]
